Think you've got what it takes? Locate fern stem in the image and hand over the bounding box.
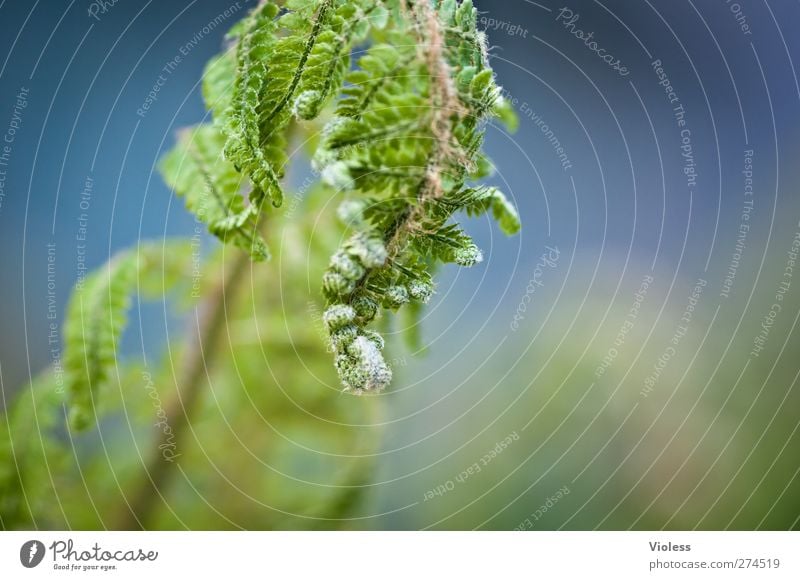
[346,2,460,300]
[116,248,250,529]
[119,116,301,528]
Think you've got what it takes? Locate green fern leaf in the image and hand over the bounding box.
[0,369,66,528]
[316,0,520,392]
[63,242,191,431]
[160,124,269,261]
[224,0,385,212]
[202,51,237,119]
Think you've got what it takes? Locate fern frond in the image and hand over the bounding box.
[455,185,521,235]
[335,40,417,119]
[160,124,269,261]
[136,0,515,397]
[63,242,191,431]
[317,0,520,393]
[223,2,283,207]
[0,369,66,528]
[202,51,237,119]
[222,0,387,214]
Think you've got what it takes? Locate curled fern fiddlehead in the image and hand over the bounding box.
[316,0,520,393]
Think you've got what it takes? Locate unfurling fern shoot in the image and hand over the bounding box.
[62,0,518,432]
[316,0,520,393]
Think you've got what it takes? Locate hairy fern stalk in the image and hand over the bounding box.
[62,0,518,430]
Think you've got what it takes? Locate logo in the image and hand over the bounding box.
[20,540,46,568]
